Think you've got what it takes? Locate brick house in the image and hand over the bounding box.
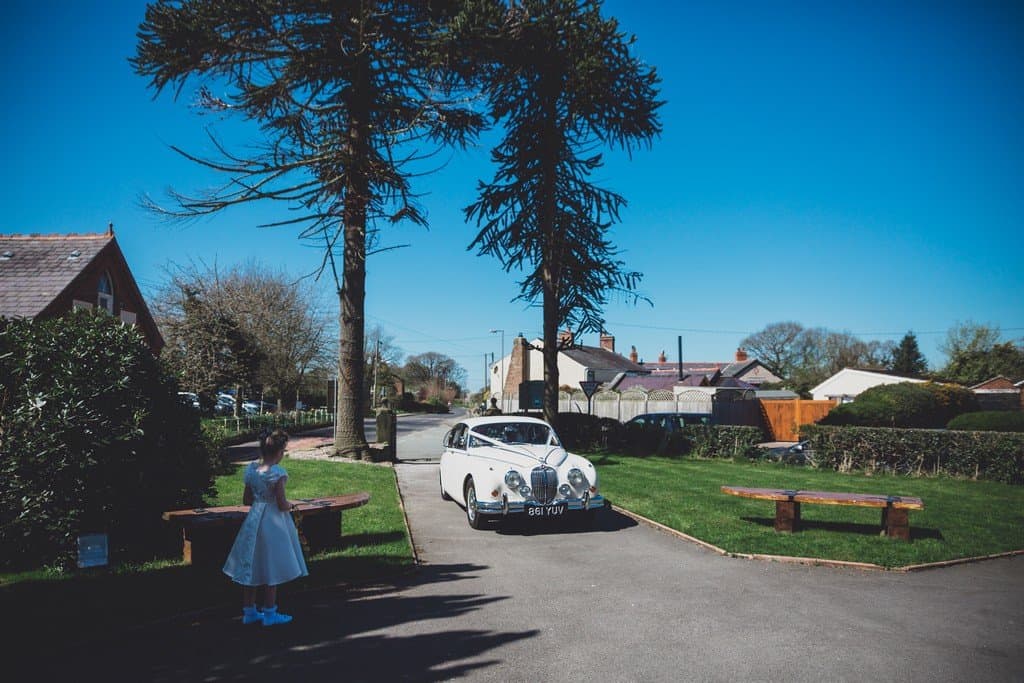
[489,331,646,410]
[969,376,1023,411]
[0,228,163,353]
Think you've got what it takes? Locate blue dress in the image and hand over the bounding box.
[223,462,309,586]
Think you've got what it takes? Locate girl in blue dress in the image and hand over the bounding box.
[223,429,308,626]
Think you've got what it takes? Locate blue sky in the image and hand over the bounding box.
[2,0,1022,391]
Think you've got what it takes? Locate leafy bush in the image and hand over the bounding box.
[0,312,218,570]
[801,424,1024,484]
[819,382,977,428]
[946,411,1024,433]
[552,413,604,451]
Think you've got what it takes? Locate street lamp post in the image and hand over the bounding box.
[489,328,504,410]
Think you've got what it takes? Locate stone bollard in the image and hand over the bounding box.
[375,404,397,462]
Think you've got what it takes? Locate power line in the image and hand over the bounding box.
[604,321,1024,338]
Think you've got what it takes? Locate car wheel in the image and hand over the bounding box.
[440,472,452,501]
[464,479,486,530]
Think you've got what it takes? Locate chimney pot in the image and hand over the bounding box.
[658,350,667,364]
[629,345,638,363]
[735,347,749,362]
[599,332,615,352]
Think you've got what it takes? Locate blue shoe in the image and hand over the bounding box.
[242,606,263,625]
[262,606,292,626]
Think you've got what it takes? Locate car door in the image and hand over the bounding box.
[440,423,468,503]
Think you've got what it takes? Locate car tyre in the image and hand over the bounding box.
[440,472,452,501]
[464,479,486,530]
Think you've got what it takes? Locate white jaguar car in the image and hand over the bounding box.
[439,415,604,529]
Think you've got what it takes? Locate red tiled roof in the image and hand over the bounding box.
[0,233,112,318]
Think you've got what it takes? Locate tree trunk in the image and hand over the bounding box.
[539,92,561,425]
[542,283,560,424]
[334,51,371,458]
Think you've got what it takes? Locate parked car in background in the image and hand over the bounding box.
[177,392,200,410]
[243,400,277,415]
[624,412,712,432]
[215,394,236,415]
[439,416,604,529]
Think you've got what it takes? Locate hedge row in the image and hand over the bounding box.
[202,414,335,450]
[801,424,1024,484]
[0,313,218,570]
[552,413,763,459]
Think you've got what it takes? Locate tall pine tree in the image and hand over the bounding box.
[890,331,928,376]
[466,0,662,422]
[134,1,484,456]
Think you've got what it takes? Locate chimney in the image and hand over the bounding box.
[599,332,615,352]
[504,335,530,396]
[558,330,574,348]
[735,348,749,362]
[629,345,638,363]
[658,350,667,365]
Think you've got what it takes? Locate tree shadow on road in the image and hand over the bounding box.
[30,562,538,683]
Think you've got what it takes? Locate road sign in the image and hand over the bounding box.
[579,381,601,398]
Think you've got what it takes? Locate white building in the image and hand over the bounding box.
[489,331,646,412]
[810,368,927,402]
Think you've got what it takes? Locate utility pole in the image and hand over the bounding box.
[371,336,381,408]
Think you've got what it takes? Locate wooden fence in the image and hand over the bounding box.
[759,399,837,441]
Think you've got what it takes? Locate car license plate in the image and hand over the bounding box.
[526,503,566,517]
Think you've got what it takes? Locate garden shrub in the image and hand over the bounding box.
[801,424,1024,484]
[946,411,1024,433]
[819,382,977,428]
[0,312,218,570]
[552,413,603,451]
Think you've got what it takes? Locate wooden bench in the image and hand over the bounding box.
[163,493,370,568]
[720,486,924,541]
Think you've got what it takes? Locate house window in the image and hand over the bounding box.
[97,272,114,314]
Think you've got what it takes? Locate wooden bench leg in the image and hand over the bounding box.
[182,524,237,569]
[301,510,343,552]
[775,500,801,532]
[882,507,910,541]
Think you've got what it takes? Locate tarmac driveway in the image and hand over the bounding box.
[32,411,1023,682]
[395,456,1024,682]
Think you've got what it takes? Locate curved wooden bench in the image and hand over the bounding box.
[163,493,370,567]
[721,486,923,541]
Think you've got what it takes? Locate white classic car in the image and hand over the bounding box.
[439,415,604,529]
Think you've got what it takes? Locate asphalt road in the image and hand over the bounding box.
[33,410,1024,682]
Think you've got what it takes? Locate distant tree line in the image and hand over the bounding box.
[741,320,1023,395]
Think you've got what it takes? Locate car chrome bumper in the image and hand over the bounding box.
[476,494,605,516]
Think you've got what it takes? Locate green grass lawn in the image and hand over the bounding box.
[1,459,413,653]
[594,455,1024,568]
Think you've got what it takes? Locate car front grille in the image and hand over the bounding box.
[531,466,558,504]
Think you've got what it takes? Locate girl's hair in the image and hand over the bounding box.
[260,428,289,461]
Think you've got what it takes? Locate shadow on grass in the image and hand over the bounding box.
[26,562,538,682]
[740,516,945,541]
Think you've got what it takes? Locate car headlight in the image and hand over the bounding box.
[518,485,532,498]
[505,470,523,489]
[567,468,586,487]
[558,484,572,496]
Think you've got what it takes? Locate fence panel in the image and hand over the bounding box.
[759,399,837,441]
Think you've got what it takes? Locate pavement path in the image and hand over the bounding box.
[32,410,1024,682]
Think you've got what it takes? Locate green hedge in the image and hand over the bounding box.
[819,381,977,428]
[202,412,334,449]
[552,413,762,459]
[0,313,218,570]
[801,424,1024,484]
[946,411,1024,433]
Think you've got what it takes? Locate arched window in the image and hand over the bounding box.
[97,272,114,314]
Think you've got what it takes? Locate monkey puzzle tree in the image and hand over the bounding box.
[465,0,662,423]
[133,0,484,456]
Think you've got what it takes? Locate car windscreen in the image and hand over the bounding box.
[470,422,559,446]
